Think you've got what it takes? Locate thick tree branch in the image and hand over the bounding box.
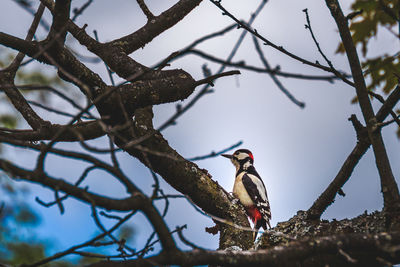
[109,0,203,54]
[89,231,400,267]
[47,0,71,44]
[325,0,400,212]
[307,84,400,220]
[0,158,177,254]
[117,72,196,116]
[113,107,253,250]
[0,120,105,141]
[0,31,105,96]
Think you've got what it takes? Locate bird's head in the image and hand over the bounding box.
[222,149,254,171]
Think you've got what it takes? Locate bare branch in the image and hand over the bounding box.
[0,120,104,142]
[109,0,203,54]
[0,158,141,211]
[307,85,400,219]
[325,0,400,212]
[252,36,305,108]
[194,70,241,87]
[27,210,137,267]
[71,0,93,22]
[136,0,154,20]
[158,0,268,132]
[186,49,341,82]
[209,0,354,87]
[187,141,243,161]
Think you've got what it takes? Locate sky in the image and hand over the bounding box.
[1,0,400,262]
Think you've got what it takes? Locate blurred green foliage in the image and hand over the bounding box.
[0,0,398,265]
[337,0,400,95]
[0,48,69,265]
[0,114,17,129]
[336,0,400,137]
[337,0,399,56]
[0,176,45,265]
[118,224,136,243]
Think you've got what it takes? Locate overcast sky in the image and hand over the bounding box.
[1,0,400,261]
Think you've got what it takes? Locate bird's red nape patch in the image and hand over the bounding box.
[248,152,254,161]
[246,206,262,223]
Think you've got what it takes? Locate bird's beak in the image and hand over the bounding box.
[221,154,232,159]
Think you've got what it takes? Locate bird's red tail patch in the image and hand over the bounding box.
[246,206,262,223]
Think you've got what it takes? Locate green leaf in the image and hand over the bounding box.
[118,224,136,243]
[0,114,17,129]
[6,242,45,265]
[15,205,40,225]
[336,0,399,57]
[362,55,400,93]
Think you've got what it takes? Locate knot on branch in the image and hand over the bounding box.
[348,114,368,143]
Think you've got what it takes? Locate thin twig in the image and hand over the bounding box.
[72,0,93,22]
[253,36,305,108]
[187,141,243,161]
[209,0,354,87]
[176,225,207,250]
[303,8,335,70]
[27,210,137,267]
[137,0,154,20]
[194,70,241,87]
[186,49,340,82]
[158,0,269,132]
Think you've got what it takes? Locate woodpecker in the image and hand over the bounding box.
[222,149,271,239]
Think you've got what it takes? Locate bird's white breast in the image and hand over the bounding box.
[233,172,254,207]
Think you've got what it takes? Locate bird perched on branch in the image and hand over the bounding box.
[222,149,271,240]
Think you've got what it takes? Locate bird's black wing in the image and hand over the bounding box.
[242,173,271,228]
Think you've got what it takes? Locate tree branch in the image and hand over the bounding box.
[325,0,400,212]
[194,70,241,87]
[0,158,140,211]
[0,74,48,130]
[187,141,243,161]
[88,231,400,267]
[47,0,71,44]
[113,107,254,250]
[252,36,305,108]
[209,0,354,87]
[109,0,203,54]
[0,120,105,141]
[307,84,400,219]
[136,0,154,20]
[158,0,268,132]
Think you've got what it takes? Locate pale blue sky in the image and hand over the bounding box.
[1,0,399,261]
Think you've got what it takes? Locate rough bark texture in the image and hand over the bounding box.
[0,0,399,266]
[115,107,254,250]
[260,210,400,248]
